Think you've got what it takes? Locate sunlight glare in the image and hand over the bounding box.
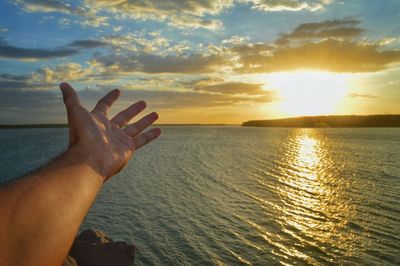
[266,71,349,116]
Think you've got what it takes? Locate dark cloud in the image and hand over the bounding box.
[0,38,78,60]
[68,40,108,49]
[0,83,275,124]
[91,52,227,74]
[88,86,274,109]
[277,19,364,44]
[0,73,44,89]
[0,38,109,61]
[0,87,64,124]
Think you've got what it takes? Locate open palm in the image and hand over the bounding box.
[60,82,161,181]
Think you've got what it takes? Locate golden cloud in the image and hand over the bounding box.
[193,80,267,95]
[240,0,332,11]
[84,0,233,30]
[14,0,108,28]
[234,39,400,73]
[13,0,337,31]
[34,63,94,83]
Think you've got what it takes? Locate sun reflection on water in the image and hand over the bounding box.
[274,129,358,264]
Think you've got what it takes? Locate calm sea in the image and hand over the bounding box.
[1,127,399,265]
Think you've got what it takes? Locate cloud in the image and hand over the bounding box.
[68,39,108,49]
[90,84,274,109]
[192,80,267,95]
[222,36,250,46]
[7,18,394,74]
[86,0,233,17]
[34,63,95,83]
[167,15,222,30]
[233,39,400,73]
[15,0,80,14]
[102,31,170,53]
[0,38,78,60]
[377,37,396,47]
[12,0,336,31]
[0,73,43,89]
[0,87,64,124]
[348,93,378,99]
[226,19,400,73]
[277,18,364,44]
[0,81,274,123]
[240,0,332,11]
[0,27,8,32]
[15,0,226,30]
[90,52,227,74]
[83,0,234,30]
[18,17,395,76]
[14,0,109,28]
[58,17,71,26]
[0,62,97,90]
[0,37,109,61]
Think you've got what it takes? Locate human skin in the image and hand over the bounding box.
[0,82,161,265]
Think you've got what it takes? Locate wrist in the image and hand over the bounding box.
[64,145,107,183]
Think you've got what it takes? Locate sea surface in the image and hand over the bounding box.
[0,127,399,265]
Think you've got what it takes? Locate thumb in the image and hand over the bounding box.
[60,82,81,109]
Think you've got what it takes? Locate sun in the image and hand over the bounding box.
[266,71,349,116]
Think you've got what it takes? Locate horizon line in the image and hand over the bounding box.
[2,114,400,128]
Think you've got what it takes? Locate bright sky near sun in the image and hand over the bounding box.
[1,0,400,124]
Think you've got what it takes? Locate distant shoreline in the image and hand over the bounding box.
[2,115,400,128]
[242,114,400,128]
[0,124,69,129]
[0,123,238,129]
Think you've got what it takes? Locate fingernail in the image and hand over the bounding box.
[152,112,159,120]
[139,100,146,108]
[60,82,70,89]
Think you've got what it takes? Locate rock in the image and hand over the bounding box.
[62,256,77,266]
[76,229,113,244]
[65,229,135,266]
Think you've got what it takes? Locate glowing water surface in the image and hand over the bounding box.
[0,127,399,265]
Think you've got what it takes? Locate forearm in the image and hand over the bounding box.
[0,147,104,265]
[0,83,160,265]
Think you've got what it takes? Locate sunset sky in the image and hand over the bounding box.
[1,0,400,124]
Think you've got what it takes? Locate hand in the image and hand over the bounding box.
[60,82,161,181]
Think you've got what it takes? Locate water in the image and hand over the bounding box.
[1,127,399,265]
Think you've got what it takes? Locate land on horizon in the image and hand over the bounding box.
[0,123,238,129]
[242,114,400,128]
[3,115,400,128]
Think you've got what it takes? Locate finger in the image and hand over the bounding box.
[111,100,146,127]
[60,82,81,109]
[92,89,120,115]
[133,128,161,150]
[60,82,81,146]
[125,112,158,137]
